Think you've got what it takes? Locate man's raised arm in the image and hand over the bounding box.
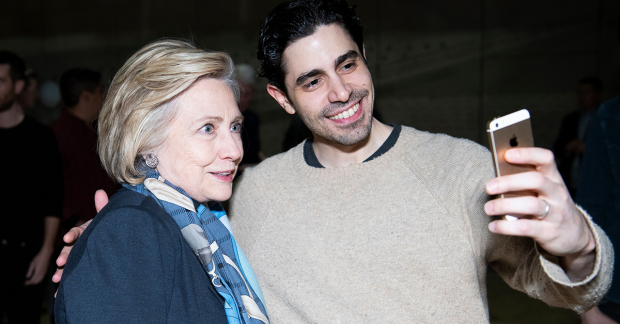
[484,147,602,282]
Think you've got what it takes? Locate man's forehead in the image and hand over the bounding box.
[282,24,360,79]
[0,64,10,75]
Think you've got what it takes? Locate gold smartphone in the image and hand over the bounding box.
[487,109,535,220]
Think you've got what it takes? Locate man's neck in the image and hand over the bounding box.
[581,104,599,115]
[0,104,25,129]
[312,118,393,168]
[67,105,94,125]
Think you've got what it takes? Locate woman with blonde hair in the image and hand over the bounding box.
[55,39,269,324]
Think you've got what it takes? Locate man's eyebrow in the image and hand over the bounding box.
[334,50,359,68]
[294,51,360,87]
[295,69,323,87]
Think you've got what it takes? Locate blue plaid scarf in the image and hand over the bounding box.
[123,169,269,324]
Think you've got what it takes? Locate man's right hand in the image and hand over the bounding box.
[52,190,109,284]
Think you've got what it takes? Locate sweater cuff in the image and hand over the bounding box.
[536,205,610,287]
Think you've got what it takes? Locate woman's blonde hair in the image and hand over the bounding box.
[98,39,239,184]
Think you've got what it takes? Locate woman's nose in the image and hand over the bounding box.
[218,130,243,162]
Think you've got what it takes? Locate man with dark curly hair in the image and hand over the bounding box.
[227,0,612,322]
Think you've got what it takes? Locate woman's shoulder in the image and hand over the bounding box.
[61,188,183,285]
[56,189,203,323]
[101,187,162,214]
[94,188,177,231]
[75,188,183,257]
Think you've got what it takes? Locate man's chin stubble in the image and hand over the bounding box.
[320,112,373,146]
[0,98,15,113]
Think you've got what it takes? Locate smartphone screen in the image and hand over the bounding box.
[487,109,536,220]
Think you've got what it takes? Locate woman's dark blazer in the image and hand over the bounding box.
[55,188,228,324]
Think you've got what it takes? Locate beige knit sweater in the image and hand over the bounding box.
[229,126,612,323]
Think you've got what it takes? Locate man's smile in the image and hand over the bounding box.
[327,101,361,120]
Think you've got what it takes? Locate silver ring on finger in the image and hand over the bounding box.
[538,200,550,219]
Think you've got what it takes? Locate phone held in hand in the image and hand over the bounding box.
[487,109,536,221]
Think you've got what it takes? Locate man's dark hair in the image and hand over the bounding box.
[257,0,364,94]
[0,51,26,84]
[60,68,102,107]
[580,76,603,92]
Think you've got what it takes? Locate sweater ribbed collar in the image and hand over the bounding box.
[303,124,402,168]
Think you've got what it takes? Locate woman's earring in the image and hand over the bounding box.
[145,154,159,169]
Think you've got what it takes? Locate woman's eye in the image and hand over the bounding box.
[231,123,242,132]
[201,124,214,133]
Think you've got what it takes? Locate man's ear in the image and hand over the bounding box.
[266,84,296,115]
[362,44,366,60]
[14,79,25,95]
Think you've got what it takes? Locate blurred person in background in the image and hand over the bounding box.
[17,69,38,114]
[235,63,266,173]
[52,68,119,233]
[554,76,603,197]
[0,51,62,324]
[578,94,620,324]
